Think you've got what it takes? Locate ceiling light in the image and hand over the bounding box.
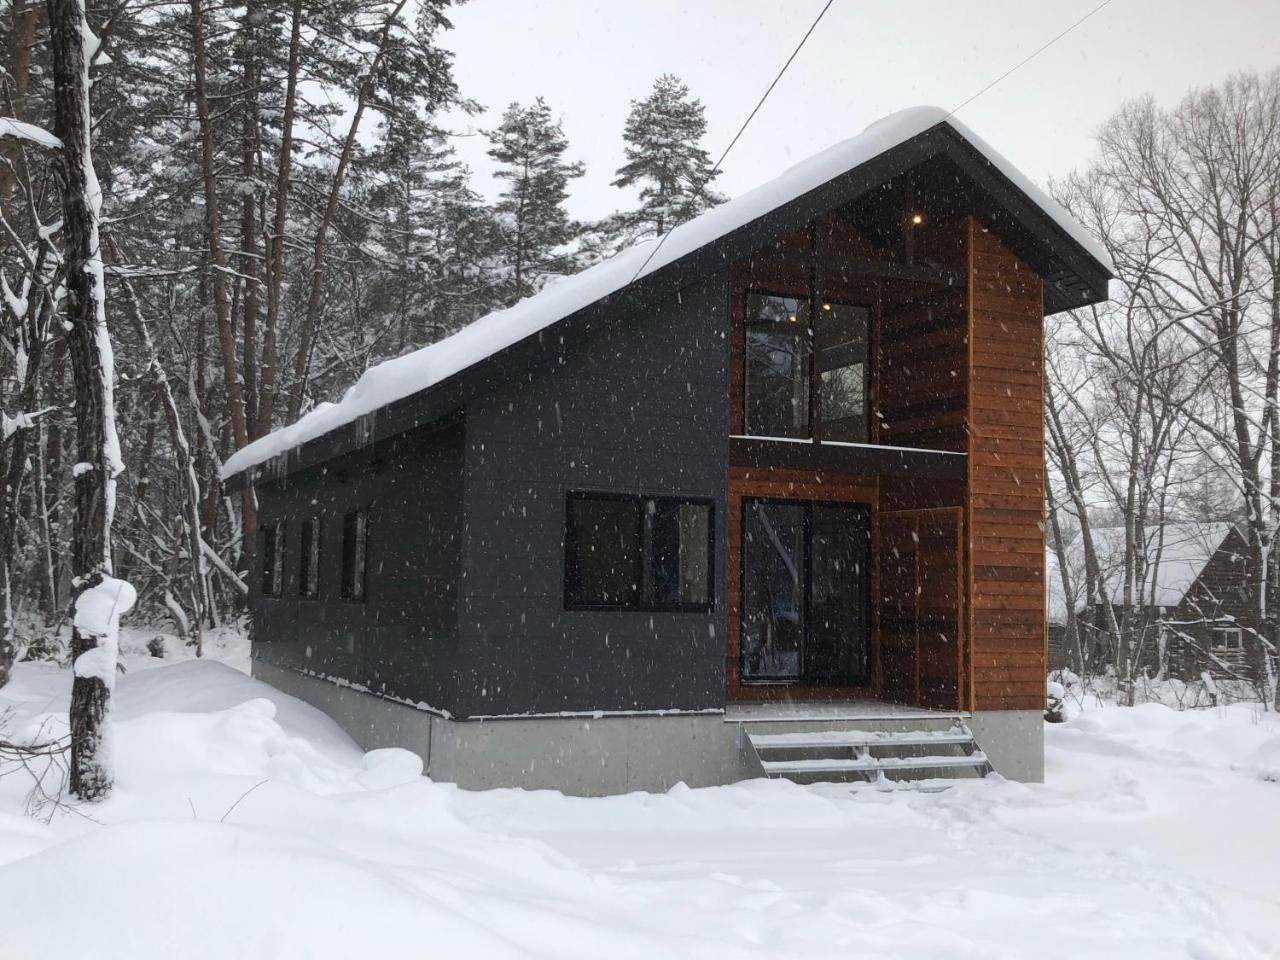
[911,213,924,225]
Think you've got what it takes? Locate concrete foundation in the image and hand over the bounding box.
[253,658,751,795]
[254,659,1045,792]
[966,709,1045,782]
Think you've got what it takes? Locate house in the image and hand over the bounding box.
[223,106,1112,794]
[1047,523,1273,686]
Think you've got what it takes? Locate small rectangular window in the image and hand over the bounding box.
[565,493,713,611]
[260,520,285,598]
[1211,626,1243,651]
[299,518,321,599]
[341,511,368,602]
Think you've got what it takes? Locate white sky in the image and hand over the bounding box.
[441,0,1280,221]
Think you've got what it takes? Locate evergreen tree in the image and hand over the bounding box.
[364,113,501,352]
[486,98,584,304]
[612,74,723,241]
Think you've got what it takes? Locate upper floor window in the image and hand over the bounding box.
[565,493,713,611]
[1211,625,1243,652]
[299,518,322,600]
[260,520,285,598]
[742,290,870,443]
[744,293,810,438]
[342,511,369,602]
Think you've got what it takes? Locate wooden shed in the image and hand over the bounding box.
[224,107,1112,794]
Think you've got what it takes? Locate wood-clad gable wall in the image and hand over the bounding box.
[966,219,1047,711]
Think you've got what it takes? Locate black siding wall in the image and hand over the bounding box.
[457,271,730,716]
[252,419,464,712]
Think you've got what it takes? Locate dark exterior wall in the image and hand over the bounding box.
[455,271,730,717]
[252,419,464,712]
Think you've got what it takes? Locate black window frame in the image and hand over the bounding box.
[564,491,715,613]
[299,517,322,600]
[741,285,873,444]
[259,519,285,599]
[341,510,369,603]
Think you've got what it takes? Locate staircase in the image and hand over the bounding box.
[743,718,992,787]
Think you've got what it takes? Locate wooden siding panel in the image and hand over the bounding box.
[967,219,1047,712]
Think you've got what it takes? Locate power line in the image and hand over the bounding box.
[946,0,1116,119]
[628,0,835,284]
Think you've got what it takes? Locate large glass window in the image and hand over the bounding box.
[565,493,713,611]
[741,290,870,443]
[259,521,285,598]
[817,302,870,443]
[744,293,810,438]
[341,511,368,602]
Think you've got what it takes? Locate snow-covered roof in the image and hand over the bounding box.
[1048,523,1235,621]
[224,105,1113,481]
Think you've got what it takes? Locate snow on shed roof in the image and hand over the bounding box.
[1048,522,1235,622]
[223,105,1112,481]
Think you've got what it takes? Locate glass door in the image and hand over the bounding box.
[741,500,805,682]
[740,498,870,686]
[806,504,870,684]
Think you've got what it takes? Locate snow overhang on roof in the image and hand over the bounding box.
[224,105,1114,486]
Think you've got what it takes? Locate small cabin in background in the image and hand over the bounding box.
[1048,523,1274,688]
[224,107,1112,795]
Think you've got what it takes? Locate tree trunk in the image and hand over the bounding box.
[49,0,125,801]
[189,0,256,547]
[112,241,208,656]
[285,0,407,423]
[0,0,38,215]
[238,7,261,439]
[255,0,302,440]
[0,243,51,686]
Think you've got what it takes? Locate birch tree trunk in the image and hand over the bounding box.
[49,0,127,801]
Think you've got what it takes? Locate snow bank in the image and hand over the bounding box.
[223,106,1113,481]
[2,655,1277,958]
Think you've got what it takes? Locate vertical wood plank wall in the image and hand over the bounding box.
[880,507,964,710]
[966,219,1047,711]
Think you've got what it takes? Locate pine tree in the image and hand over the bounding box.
[612,74,723,241]
[486,98,584,304]
[364,113,501,351]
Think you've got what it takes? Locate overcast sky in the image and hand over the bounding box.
[440,0,1280,222]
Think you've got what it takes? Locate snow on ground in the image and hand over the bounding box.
[1,651,1277,959]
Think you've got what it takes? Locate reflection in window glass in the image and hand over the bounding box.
[341,511,368,602]
[568,497,642,607]
[817,302,870,442]
[646,499,711,606]
[299,518,321,599]
[741,500,805,682]
[744,292,810,438]
[260,521,285,598]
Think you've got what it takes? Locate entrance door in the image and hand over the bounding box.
[740,498,870,685]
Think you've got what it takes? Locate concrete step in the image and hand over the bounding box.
[761,753,989,777]
[745,720,992,784]
[750,730,976,752]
